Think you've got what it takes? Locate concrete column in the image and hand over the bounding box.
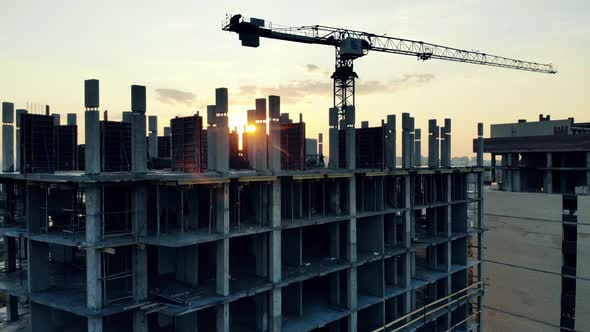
[347,175,357,332]
[442,119,451,167]
[476,123,484,168]
[270,181,281,331]
[131,85,147,173]
[216,88,230,172]
[207,105,217,171]
[385,115,396,169]
[15,109,26,172]
[544,152,553,194]
[587,152,590,188]
[408,117,415,168]
[85,185,102,332]
[328,107,339,168]
[490,153,496,183]
[148,115,158,160]
[133,185,148,332]
[428,120,437,168]
[85,79,101,174]
[2,102,15,172]
[252,98,268,171]
[414,129,422,167]
[217,303,230,332]
[216,183,230,299]
[268,95,281,171]
[512,153,521,192]
[401,113,411,169]
[85,111,100,174]
[403,174,412,312]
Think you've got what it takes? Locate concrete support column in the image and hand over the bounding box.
[504,154,512,192]
[545,152,553,194]
[440,119,451,167]
[85,111,100,173]
[15,109,26,172]
[414,129,422,167]
[512,153,521,192]
[133,185,148,332]
[403,175,412,312]
[215,182,230,332]
[207,105,217,171]
[270,180,282,331]
[428,120,438,168]
[402,113,411,169]
[344,106,356,170]
[148,115,158,160]
[85,185,103,332]
[328,107,339,168]
[3,235,18,321]
[216,88,230,172]
[131,85,147,173]
[476,123,484,168]
[347,176,357,332]
[268,96,281,172]
[252,98,268,171]
[587,151,590,188]
[408,117,415,168]
[490,153,496,183]
[385,115,396,169]
[2,102,15,172]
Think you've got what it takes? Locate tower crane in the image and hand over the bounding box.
[222,14,556,126]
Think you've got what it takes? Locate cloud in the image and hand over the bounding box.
[359,73,436,94]
[155,88,196,106]
[234,73,435,105]
[305,64,320,72]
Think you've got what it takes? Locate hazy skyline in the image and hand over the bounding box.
[1,0,588,156]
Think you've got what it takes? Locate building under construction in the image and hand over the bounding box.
[477,116,590,332]
[0,79,484,332]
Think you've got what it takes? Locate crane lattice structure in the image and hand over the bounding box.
[222,14,556,127]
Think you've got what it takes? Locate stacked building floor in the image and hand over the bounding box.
[0,81,485,332]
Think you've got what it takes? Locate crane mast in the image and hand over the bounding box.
[222,14,556,127]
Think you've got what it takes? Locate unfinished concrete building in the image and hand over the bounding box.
[478,115,590,331]
[1,80,484,332]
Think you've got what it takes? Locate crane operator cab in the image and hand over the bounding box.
[339,38,369,60]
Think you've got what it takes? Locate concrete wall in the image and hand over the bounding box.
[484,190,564,330]
[484,190,562,221]
[484,307,558,332]
[486,214,562,274]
